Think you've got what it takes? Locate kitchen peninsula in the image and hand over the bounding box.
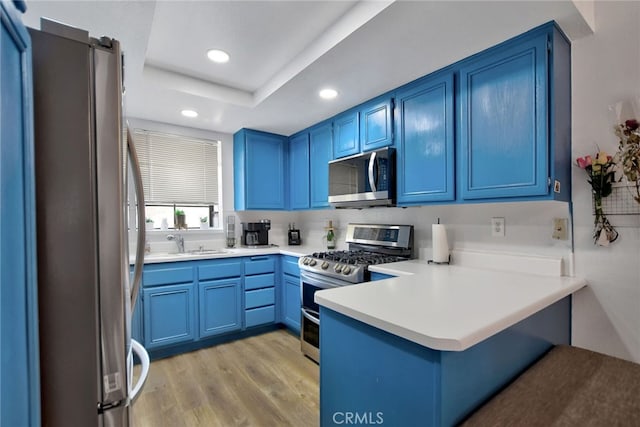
[315,257,586,426]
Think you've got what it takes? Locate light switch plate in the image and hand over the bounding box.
[491,217,505,237]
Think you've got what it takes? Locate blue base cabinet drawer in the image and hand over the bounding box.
[245,288,275,309]
[143,283,195,349]
[143,265,193,287]
[282,256,300,277]
[199,278,241,339]
[245,305,276,328]
[244,256,276,275]
[199,260,242,280]
[245,273,275,290]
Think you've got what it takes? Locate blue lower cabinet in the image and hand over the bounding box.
[282,274,301,333]
[199,278,242,339]
[143,283,195,349]
[245,306,276,328]
[370,272,394,281]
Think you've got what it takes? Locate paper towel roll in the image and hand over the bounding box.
[432,224,450,263]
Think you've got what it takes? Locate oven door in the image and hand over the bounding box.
[300,269,352,363]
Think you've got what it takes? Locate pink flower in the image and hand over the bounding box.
[576,155,592,169]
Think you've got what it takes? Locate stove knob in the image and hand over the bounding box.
[321,261,329,270]
[302,257,310,265]
[309,259,317,266]
[334,264,343,273]
[342,266,352,275]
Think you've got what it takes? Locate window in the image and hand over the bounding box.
[131,128,221,229]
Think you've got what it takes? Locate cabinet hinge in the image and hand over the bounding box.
[547,177,552,188]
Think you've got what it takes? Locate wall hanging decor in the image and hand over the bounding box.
[576,150,618,246]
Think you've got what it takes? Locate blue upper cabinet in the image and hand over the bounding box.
[396,72,455,205]
[458,23,570,201]
[288,132,310,210]
[360,96,393,152]
[309,122,333,208]
[333,110,359,159]
[234,129,287,210]
[1,2,40,426]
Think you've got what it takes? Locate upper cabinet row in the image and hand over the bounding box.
[234,21,570,211]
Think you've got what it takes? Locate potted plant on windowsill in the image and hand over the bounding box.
[199,216,209,230]
[145,218,154,231]
[175,209,186,230]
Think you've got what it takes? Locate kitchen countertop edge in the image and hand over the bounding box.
[315,260,587,352]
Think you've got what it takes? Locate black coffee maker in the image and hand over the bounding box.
[241,220,270,246]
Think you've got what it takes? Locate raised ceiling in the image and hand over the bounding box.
[22,1,593,136]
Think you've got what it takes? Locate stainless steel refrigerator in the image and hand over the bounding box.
[29,19,149,426]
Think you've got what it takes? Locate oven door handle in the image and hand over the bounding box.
[301,308,320,326]
[300,270,348,288]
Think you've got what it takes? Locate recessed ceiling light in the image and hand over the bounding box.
[207,49,230,63]
[181,109,198,118]
[319,88,338,100]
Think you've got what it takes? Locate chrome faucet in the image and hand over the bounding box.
[166,234,185,253]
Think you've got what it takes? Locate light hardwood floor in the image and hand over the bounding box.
[132,329,319,427]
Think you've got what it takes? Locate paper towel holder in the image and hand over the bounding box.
[428,255,451,265]
[428,218,451,265]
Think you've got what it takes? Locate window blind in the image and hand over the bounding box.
[131,129,219,205]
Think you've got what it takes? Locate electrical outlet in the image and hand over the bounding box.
[491,217,505,237]
[552,217,568,240]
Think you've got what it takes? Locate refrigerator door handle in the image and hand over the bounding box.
[129,339,149,403]
[127,127,146,310]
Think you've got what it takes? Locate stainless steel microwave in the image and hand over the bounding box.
[328,147,395,208]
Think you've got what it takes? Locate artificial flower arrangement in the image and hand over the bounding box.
[614,118,640,203]
[576,150,619,246]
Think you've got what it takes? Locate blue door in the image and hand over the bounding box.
[199,278,241,338]
[309,122,332,208]
[459,33,548,200]
[396,73,455,205]
[289,132,310,209]
[1,1,40,425]
[143,283,195,349]
[360,97,393,152]
[332,111,359,159]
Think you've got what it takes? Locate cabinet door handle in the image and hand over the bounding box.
[249,256,269,261]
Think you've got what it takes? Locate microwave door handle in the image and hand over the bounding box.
[368,151,377,193]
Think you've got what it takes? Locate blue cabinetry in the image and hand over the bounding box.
[333,110,359,159]
[309,122,333,208]
[1,2,40,425]
[288,132,310,209]
[199,278,242,338]
[360,96,393,152]
[234,128,287,210]
[396,73,455,205]
[281,256,301,333]
[243,255,277,328]
[143,283,196,349]
[370,272,394,281]
[458,24,570,201]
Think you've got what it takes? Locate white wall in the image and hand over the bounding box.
[569,1,640,362]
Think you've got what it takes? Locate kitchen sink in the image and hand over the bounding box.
[184,249,228,255]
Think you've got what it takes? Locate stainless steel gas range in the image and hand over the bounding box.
[298,223,414,362]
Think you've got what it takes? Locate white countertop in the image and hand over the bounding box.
[135,244,320,264]
[315,259,587,352]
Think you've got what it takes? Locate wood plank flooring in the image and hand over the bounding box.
[132,329,319,427]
